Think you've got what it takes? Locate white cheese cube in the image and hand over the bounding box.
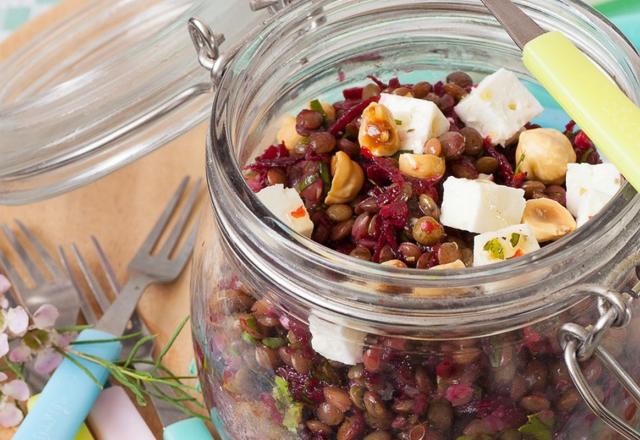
[379,93,449,154]
[566,163,622,227]
[454,68,544,145]
[473,224,540,266]
[308,314,366,365]
[256,184,314,237]
[440,177,526,234]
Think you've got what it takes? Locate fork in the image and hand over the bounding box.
[61,238,156,440]
[0,221,80,391]
[64,237,212,440]
[15,176,201,440]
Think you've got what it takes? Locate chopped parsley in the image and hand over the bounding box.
[510,232,521,247]
[483,238,505,260]
[295,174,319,192]
[518,413,553,440]
[273,376,304,432]
[515,152,526,174]
[395,119,403,125]
[319,162,331,188]
[309,99,327,122]
[241,331,257,345]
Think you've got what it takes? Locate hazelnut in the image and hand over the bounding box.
[398,153,446,179]
[522,198,577,242]
[325,151,365,205]
[381,259,407,268]
[358,103,400,157]
[430,259,466,270]
[276,115,303,151]
[515,128,576,184]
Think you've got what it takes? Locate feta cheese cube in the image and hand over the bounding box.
[566,163,622,226]
[454,68,544,145]
[473,224,540,266]
[308,314,366,365]
[256,184,314,237]
[440,177,526,233]
[379,93,449,153]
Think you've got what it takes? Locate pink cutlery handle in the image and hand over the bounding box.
[88,386,155,440]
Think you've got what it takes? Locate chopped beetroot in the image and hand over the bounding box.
[564,120,576,133]
[276,366,325,404]
[343,87,363,100]
[249,143,301,170]
[388,77,401,89]
[574,130,593,151]
[328,96,379,136]
[436,358,455,378]
[338,70,345,82]
[367,74,387,89]
[485,143,524,188]
[365,157,405,186]
[445,383,475,407]
[433,81,445,97]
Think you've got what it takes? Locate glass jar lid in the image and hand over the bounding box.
[0,0,271,205]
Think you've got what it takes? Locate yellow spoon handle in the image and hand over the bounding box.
[523,31,640,191]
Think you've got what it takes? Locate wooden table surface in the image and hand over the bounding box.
[0,1,210,437]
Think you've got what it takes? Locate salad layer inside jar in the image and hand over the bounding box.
[244,68,624,271]
[202,68,634,440]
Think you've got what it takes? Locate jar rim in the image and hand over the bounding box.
[207,0,640,332]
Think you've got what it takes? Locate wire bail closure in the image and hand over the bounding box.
[188,17,226,82]
[559,282,640,439]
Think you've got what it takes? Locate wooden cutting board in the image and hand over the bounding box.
[0,1,211,438]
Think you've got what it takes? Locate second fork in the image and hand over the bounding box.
[15,176,201,440]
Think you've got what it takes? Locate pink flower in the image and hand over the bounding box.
[34,348,63,375]
[2,379,30,402]
[0,275,9,295]
[0,402,23,428]
[6,307,28,336]
[33,304,59,329]
[8,345,30,363]
[0,334,7,359]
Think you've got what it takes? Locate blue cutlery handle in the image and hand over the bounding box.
[14,329,122,440]
[163,418,214,440]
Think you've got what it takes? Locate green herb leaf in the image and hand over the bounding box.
[581,147,595,163]
[483,238,505,260]
[272,376,303,432]
[515,153,526,174]
[299,136,310,145]
[124,334,157,368]
[71,331,144,346]
[395,119,403,126]
[57,348,102,389]
[309,99,327,119]
[154,316,190,372]
[262,337,287,349]
[518,412,553,440]
[319,162,331,188]
[510,233,521,247]
[283,403,304,432]
[241,332,257,345]
[295,174,319,193]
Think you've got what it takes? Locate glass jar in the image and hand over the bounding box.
[190,1,640,438]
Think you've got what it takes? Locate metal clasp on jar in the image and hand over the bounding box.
[559,279,640,439]
[187,18,227,84]
[249,0,294,13]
